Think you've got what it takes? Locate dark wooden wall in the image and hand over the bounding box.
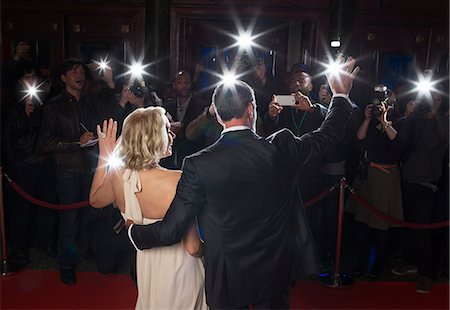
[2,1,145,69]
[2,0,448,97]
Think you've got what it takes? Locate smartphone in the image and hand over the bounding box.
[276,95,296,106]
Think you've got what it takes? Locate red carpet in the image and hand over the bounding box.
[1,269,449,309]
[1,270,137,309]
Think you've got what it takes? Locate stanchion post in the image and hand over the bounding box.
[333,178,345,276]
[0,166,9,275]
[319,177,353,288]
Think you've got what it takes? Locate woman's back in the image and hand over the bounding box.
[111,166,181,220]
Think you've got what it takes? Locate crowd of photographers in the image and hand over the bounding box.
[1,41,448,293]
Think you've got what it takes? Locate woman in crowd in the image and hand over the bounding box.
[89,108,206,309]
[346,95,406,279]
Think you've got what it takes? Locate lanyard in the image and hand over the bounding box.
[291,110,308,136]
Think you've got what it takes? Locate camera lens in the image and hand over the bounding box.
[128,81,145,98]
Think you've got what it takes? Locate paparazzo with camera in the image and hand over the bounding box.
[108,78,156,135]
[345,84,407,279]
[4,60,57,272]
[393,85,449,293]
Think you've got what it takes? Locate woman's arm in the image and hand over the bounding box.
[356,105,372,140]
[380,104,398,140]
[89,118,118,208]
[182,219,203,257]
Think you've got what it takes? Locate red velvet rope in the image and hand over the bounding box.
[303,183,338,208]
[4,172,449,229]
[6,177,89,210]
[347,184,449,229]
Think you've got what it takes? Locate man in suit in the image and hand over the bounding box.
[128,56,359,308]
[161,70,209,168]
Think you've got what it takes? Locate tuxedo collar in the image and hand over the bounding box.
[221,125,251,134]
[220,127,258,140]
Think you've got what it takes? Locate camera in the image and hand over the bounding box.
[371,84,388,118]
[277,95,296,106]
[128,80,146,98]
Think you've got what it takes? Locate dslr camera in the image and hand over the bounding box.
[128,80,146,98]
[371,84,388,118]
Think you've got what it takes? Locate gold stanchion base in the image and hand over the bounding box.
[319,272,354,288]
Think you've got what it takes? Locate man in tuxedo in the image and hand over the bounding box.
[128,56,359,309]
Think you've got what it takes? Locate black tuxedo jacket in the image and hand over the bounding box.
[163,94,209,167]
[130,96,353,308]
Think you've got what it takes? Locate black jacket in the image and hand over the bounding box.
[163,94,209,167]
[5,98,43,166]
[130,96,353,308]
[38,90,106,171]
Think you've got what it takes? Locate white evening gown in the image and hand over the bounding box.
[122,169,207,310]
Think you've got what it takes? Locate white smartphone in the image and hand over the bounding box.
[276,95,296,106]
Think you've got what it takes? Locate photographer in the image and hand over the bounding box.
[393,90,449,294]
[5,61,56,271]
[345,85,406,279]
[108,79,150,134]
[238,55,278,121]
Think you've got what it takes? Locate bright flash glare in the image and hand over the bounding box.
[416,79,433,94]
[131,63,144,77]
[107,154,123,169]
[99,60,108,70]
[221,73,237,86]
[326,61,343,76]
[20,81,44,105]
[237,34,253,48]
[27,86,38,98]
[93,57,110,73]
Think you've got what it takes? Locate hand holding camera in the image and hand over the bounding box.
[268,95,283,119]
[119,83,145,108]
[293,91,314,112]
[24,97,35,117]
[254,58,267,84]
[14,41,31,62]
[369,84,393,124]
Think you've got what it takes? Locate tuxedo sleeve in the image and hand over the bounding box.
[129,157,205,250]
[267,96,353,165]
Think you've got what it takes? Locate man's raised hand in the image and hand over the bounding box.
[327,55,360,96]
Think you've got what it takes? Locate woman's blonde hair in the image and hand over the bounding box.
[115,106,169,170]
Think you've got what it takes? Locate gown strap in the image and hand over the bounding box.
[122,169,144,224]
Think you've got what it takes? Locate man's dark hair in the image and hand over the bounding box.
[212,80,255,122]
[60,58,91,81]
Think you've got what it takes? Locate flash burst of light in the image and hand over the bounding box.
[92,56,111,75]
[221,73,238,86]
[107,154,123,170]
[20,80,44,105]
[124,60,151,81]
[27,85,38,97]
[325,60,345,76]
[414,77,436,96]
[237,33,254,49]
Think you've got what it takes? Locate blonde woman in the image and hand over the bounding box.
[90,108,206,309]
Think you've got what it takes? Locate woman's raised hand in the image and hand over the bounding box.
[97,118,118,158]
